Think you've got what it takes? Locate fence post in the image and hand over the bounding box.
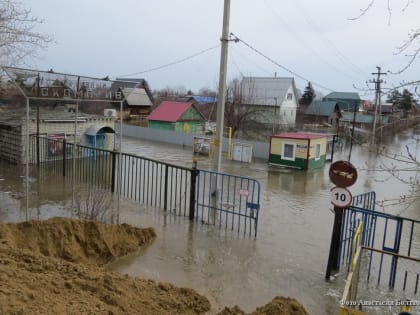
[164,165,169,211]
[189,158,199,220]
[62,138,66,177]
[111,150,116,193]
[326,206,344,280]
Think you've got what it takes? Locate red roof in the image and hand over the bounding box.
[147,101,194,122]
[271,132,333,140]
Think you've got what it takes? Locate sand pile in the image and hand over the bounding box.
[0,217,157,265]
[217,297,309,315]
[0,217,309,315]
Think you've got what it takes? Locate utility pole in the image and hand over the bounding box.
[370,66,387,142]
[214,0,231,173]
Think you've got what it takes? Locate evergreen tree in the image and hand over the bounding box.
[400,89,414,113]
[386,89,402,106]
[387,89,415,114]
[299,82,316,106]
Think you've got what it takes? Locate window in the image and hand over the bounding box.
[315,143,321,160]
[282,143,295,161]
[286,93,293,100]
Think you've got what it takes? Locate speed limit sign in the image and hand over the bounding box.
[330,186,352,208]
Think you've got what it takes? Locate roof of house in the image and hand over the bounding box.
[341,112,389,124]
[188,95,217,104]
[110,78,153,100]
[324,92,361,101]
[121,88,153,107]
[240,77,298,107]
[304,100,339,116]
[147,101,203,122]
[271,132,332,140]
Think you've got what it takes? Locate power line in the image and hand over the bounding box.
[263,0,361,82]
[117,44,221,77]
[230,33,334,92]
[292,0,368,78]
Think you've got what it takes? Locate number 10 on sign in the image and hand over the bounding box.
[330,186,352,208]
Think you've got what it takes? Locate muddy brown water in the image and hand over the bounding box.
[0,128,419,314]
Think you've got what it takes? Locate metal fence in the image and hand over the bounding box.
[338,192,420,315]
[339,192,377,269]
[195,169,261,237]
[29,135,262,236]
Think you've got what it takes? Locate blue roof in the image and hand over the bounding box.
[190,95,217,104]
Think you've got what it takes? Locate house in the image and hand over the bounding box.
[240,77,298,128]
[304,100,342,126]
[111,78,154,119]
[187,95,217,105]
[323,92,361,112]
[341,112,389,129]
[301,91,360,126]
[363,101,395,115]
[186,95,217,122]
[147,101,205,133]
[269,132,333,170]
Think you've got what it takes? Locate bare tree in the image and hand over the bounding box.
[0,0,52,66]
[350,1,419,75]
[74,185,114,224]
[224,78,266,138]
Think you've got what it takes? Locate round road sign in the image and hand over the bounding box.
[330,186,352,208]
[329,160,358,187]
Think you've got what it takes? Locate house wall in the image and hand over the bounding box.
[269,136,328,170]
[307,137,327,169]
[179,107,203,121]
[174,121,204,133]
[279,85,297,126]
[269,137,309,169]
[149,120,204,133]
[149,120,175,131]
[1,117,115,164]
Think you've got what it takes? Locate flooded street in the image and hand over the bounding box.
[1,128,419,314]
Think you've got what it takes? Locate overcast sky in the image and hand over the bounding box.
[23,0,420,99]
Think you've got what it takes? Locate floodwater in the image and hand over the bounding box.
[0,128,419,314]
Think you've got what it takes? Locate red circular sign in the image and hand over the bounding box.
[329,160,358,187]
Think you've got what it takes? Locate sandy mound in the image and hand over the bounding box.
[0,217,308,314]
[217,297,309,315]
[0,217,156,265]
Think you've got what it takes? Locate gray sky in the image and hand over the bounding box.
[23,0,420,99]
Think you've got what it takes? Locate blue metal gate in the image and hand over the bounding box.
[338,191,420,291]
[195,169,261,237]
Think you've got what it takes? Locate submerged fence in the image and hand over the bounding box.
[29,135,261,236]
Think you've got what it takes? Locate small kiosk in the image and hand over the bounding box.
[269,132,333,170]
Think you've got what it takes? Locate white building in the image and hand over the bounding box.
[240,77,298,128]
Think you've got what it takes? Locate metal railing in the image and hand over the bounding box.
[29,135,261,236]
[338,196,420,315]
[195,169,261,237]
[339,221,365,315]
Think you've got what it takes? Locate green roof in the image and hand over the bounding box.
[341,112,389,124]
[324,92,361,100]
[305,100,339,116]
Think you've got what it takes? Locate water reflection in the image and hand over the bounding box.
[267,167,328,195]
